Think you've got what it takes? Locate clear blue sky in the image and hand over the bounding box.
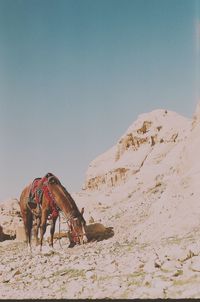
[0,0,199,201]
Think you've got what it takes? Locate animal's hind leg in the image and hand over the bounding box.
[24,210,33,253]
[49,217,57,248]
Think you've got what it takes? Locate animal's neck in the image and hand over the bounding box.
[60,205,74,221]
[52,192,77,221]
[61,185,79,211]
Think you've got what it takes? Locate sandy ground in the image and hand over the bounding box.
[1,185,200,299]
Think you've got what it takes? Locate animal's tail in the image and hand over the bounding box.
[58,212,63,249]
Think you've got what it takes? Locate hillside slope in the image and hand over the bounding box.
[77,107,200,244]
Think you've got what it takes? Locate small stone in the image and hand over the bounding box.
[144,260,158,273]
[179,250,195,262]
[143,274,152,286]
[161,260,181,272]
[42,279,50,288]
[164,245,187,261]
[187,243,200,256]
[173,269,183,277]
[154,259,162,268]
[13,269,21,277]
[151,278,172,289]
[43,250,55,257]
[86,270,94,279]
[2,277,10,283]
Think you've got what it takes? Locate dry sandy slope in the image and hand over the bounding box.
[1,105,200,298]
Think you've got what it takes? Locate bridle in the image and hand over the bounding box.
[60,210,87,245]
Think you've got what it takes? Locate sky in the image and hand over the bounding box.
[0,0,200,201]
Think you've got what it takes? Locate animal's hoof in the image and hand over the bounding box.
[83,235,88,244]
[68,242,76,248]
[27,244,32,253]
[49,244,54,251]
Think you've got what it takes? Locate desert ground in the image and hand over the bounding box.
[1,105,200,299]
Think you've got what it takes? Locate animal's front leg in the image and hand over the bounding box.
[40,210,48,251]
[33,217,41,246]
[68,231,76,248]
[50,217,57,248]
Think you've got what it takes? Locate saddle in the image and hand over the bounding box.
[27,174,59,219]
[27,177,43,217]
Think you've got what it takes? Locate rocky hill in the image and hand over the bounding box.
[1,104,200,299]
[84,109,190,192]
[79,108,199,243]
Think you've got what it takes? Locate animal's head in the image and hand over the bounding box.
[69,207,88,245]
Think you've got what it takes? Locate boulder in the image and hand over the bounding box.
[16,225,26,242]
[0,224,16,242]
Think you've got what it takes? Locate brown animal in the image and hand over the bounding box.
[84,223,114,242]
[19,173,87,251]
[48,223,114,244]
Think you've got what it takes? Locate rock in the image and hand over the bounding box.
[0,199,22,237]
[143,274,153,286]
[2,277,10,283]
[172,269,183,277]
[178,249,196,262]
[143,259,158,273]
[158,245,187,262]
[13,269,21,277]
[41,279,50,288]
[190,256,200,272]
[161,260,182,272]
[151,278,172,289]
[187,243,200,256]
[16,225,26,242]
[133,285,164,299]
[0,224,16,242]
[83,109,190,192]
[85,270,94,279]
[154,259,162,268]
